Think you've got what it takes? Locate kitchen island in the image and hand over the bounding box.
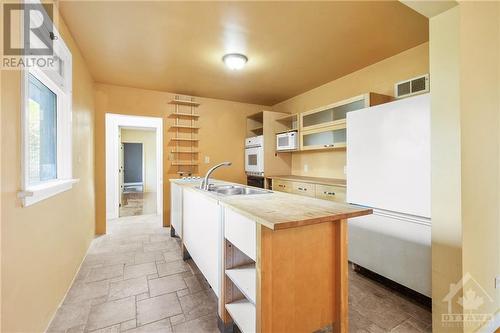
[170,179,372,333]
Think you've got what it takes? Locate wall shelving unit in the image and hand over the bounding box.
[169,96,200,176]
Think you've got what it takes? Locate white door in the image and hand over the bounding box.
[119,141,124,208]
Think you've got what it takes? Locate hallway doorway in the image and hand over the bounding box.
[105,114,163,225]
[119,129,157,217]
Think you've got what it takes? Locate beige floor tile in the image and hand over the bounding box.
[120,319,137,331]
[86,297,136,331]
[124,262,157,279]
[64,280,109,304]
[163,250,182,263]
[183,275,203,294]
[136,293,182,326]
[157,260,190,277]
[172,314,218,333]
[134,251,164,265]
[47,301,91,332]
[108,276,148,301]
[128,318,172,333]
[144,241,174,252]
[178,290,218,322]
[149,274,187,297]
[87,264,124,282]
[89,324,120,333]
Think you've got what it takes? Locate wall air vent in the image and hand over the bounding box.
[394,74,429,99]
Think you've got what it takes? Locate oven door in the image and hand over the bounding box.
[245,146,263,173]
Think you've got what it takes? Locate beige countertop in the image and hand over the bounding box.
[170,178,370,230]
[267,175,347,187]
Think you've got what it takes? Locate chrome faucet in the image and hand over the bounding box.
[200,162,232,190]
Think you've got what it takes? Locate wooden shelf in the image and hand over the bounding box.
[170,112,200,118]
[171,149,199,153]
[226,264,256,304]
[171,125,200,129]
[275,129,298,135]
[276,113,296,122]
[225,300,256,333]
[171,161,199,166]
[249,126,263,132]
[169,99,200,107]
[171,137,199,142]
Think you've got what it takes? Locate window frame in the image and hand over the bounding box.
[18,2,77,207]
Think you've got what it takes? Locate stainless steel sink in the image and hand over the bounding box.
[200,184,271,196]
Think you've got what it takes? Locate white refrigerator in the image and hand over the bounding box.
[346,93,431,297]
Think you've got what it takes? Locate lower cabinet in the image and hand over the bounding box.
[291,181,315,197]
[182,189,221,297]
[272,179,346,203]
[220,207,348,333]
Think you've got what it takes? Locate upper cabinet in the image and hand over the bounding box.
[299,93,392,151]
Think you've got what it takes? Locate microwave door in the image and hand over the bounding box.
[277,135,290,150]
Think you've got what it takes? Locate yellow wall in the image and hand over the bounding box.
[0,6,96,333]
[94,83,268,233]
[272,42,429,179]
[459,2,500,332]
[429,6,463,332]
[429,3,500,332]
[121,129,157,193]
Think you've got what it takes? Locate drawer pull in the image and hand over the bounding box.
[323,144,335,147]
[324,191,336,195]
[298,187,307,191]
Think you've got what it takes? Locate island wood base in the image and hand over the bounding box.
[219,219,349,333]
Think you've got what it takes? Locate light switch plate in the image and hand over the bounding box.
[204,156,210,164]
[304,164,309,173]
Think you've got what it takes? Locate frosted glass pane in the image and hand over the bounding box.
[28,74,57,185]
[303,128,346,148]
[302,98,366,128]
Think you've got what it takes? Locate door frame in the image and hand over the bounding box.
[105,113,163,219]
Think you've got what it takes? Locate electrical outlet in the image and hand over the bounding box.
[204,156,210,164]
[304,164,309,173]
[495,276,500,289]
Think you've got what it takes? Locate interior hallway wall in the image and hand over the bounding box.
[272,42,429,179]
[429,3,500,332]
[94,84,268,233]
[0,4,96,332]
[121,129,157,193]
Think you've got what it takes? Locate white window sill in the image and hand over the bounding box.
[18,179,80,207]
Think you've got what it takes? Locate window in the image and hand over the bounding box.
[19,4,76,206]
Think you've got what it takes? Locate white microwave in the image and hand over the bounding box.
[276,131,298,151]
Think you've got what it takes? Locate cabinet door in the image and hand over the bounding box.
[301,124,347,151]
[183,190,221,297]
[170,183,183,237]
[315,184,346,203]
[300,96,367,131]
[272,179,292,193]
[291,182,315,197]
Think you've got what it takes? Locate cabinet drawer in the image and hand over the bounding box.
[224,208,256,261]
[315,184,346,203]
[272,179,292,193]
[292,182,315,197]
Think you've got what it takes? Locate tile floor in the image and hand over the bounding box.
[120,192,157,217]
[48,214,431,333]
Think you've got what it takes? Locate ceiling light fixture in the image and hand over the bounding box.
[222,53,248,70]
